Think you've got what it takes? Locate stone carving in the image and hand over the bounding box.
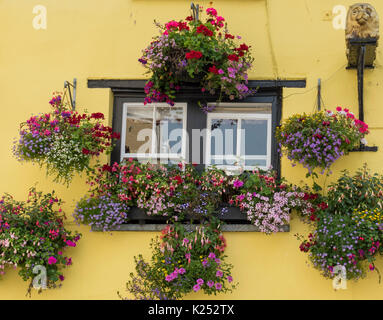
[346,3,379,39]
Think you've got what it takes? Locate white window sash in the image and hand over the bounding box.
[206,112,272,171]
[120,102,187,162]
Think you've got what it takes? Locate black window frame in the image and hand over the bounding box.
[88,79,306,231]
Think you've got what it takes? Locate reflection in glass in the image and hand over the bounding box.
[125,107,153,154]
[241,119,268,156]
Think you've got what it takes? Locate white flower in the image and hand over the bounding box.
[326,111,333,117]
[361,138,368,145]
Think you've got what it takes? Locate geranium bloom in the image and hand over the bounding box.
[48,256,57,265]
[193,284,201,292]
[206,8,217,16]
[227,54,239,62]
[185,50,203,60]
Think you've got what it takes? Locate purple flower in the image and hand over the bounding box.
[193,284,201,292]
[208,252,216,259]
[196,278,204,285]
[216,270,223,277]
[178,268,186,274]
[227,276,233,283]
[215,283,222,290]
[207,280,214,288]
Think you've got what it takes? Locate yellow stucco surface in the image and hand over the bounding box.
[1,0,383,299]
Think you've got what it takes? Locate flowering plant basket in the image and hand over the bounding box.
[276,107,369,175]
[121,218,236,300]
[13,95,120,184]
[298,166,383,282]
[139,6,255,109]
[0,188,81,294]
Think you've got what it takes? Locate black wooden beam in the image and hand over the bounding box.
[88,79,306,89]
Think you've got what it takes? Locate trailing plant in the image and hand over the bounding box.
[326,164,383,215]
[13,94,120,184]
[299,210,383,281]
[298,165,383,283]
[276,107,369,175]
[121,218,236,300]
[229,170,317,233]
[138,6,255,110]
[0,188,81,295]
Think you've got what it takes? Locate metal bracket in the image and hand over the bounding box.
[191,2,199,21]
[64,78,77,110]
[346,40,378,152]
[317,78,321,111]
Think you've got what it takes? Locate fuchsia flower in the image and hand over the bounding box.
[193,284,201,292]
[48,256,57,265]
[233,180,244,188]
[66,240,76,247]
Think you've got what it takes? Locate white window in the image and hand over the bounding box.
[120,103,187,164]
[206,103,272,173]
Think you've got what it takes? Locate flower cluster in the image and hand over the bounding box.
[229,170,309,234]
[298,165,383,282]
[276,107,369,174]
[139,7,255,110]
[122,218,236,300]
[75,160,231,226]
[13,94,120,184]
[0,188,81,294]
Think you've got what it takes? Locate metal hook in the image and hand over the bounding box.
[191,2,199,21]
[64,78,77,110]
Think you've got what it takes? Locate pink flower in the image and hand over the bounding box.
[66,240,76,247]
[216,270,223,277]
[336,106,342,112]
[208,252,216,259]
[233,180,244,188]
[48,256,57,265]
[206,8,217,16]
[207,280,214,288]
[227,276,233,283]
[215,282,222,290]
[193,284,201,292]
[196,278,204,285]
[178,268,186,274]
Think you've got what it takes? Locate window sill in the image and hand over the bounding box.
[89,207,290,233]
[91,224,289,232]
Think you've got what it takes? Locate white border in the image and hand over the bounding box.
[120,102,187,163]
[206,110,272,172]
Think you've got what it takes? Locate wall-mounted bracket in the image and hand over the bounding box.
[345,38,378,152]
[64,78,77,110]
[317,78,321,111]
[191,2,199,21]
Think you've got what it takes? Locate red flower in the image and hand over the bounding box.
[82,148,90,155]
[196,24,213,36]
[239,43,249,51]
[319,202,328,210]
[185,50,203,60]
[227,54,239,62]
[186,16,193,21]
[178,21,190,31]
[225,33,235,39]
[174,175,183,184]
[91,113,105,119]
[208,65,219,74]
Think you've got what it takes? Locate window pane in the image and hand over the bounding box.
[241,119,268,156]
[125,107,153,154]
[155,107,184,155]
[211,119,237,157]
[244,159,267,167]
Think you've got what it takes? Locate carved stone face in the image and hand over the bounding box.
[346,3,379,39]
[350,3,376,25]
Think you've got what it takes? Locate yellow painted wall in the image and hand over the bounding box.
[1,0,383,299]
